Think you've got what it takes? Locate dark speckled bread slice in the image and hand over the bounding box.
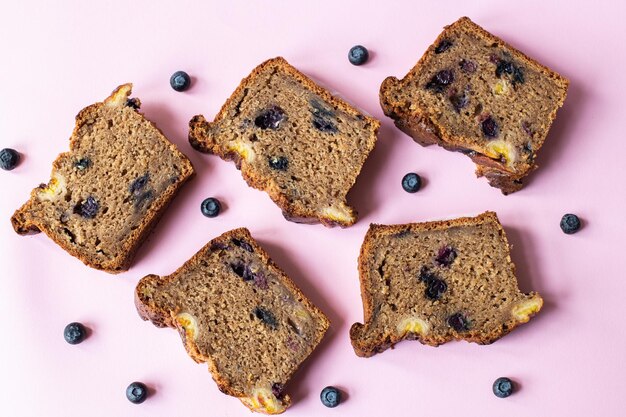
[11,84,194,273]
[380,17,569,194]
[350,211,543,357]
[135,228,329,414]
[189,57,379,227]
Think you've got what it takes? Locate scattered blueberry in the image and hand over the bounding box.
[435,39,453,54]
[320,386,341,408]
[268,156,289,171]
[560,214,581,234]
[495,60,524,85]
[0,148,20,171]
[447,313,469,332]
[253,307,278,329]
[74,196,99,219]
[436,245,457,267]
[170,71,191,92]
[64,322,87,345]
[74,158,91,170]
[255,106,285,130]
[401,173,422,193]
[348,45,369,65]
[425,278,447,300]
[459,59,477,74]
[201,197,221,218]
[310,100,337,133]
[231,238,254,253]
[129,174,150,194]
[126,381,148,404]
[492,377,514,398]
[426,69,454,93]
[481,116,499,138]
[126,98,140,109]
[419,266,437,284]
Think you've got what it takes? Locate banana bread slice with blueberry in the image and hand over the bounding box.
[135,228,329,414]
[350,211,543,357]
[11,84,194,272]
[189,57,379,227]
[380,17,569,194]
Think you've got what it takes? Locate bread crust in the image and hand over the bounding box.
[11,84,194,273]
[380,17,569,195]
[189,57,379,226]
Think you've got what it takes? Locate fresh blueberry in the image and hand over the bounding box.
[170,71,191,92]
[253,307,278,329]
[268,156,288,171]
[126,382,148,404]
[492,377,514,398]
[74,196,99,219]
[447,313,469,332]
[201,197,221,218]
[402,172,422,193]
[74,158,91,171]
[320,386,341,408]
[255,106,285,130]
[481,116,499,138]
[64,322,86,345]
[426,69,454,93]
[348,45,369,65]
[435,40,453,54]
[436,245,457,267]
[0,148,20,171]
[560,214,581,234]
[425,278,447,300]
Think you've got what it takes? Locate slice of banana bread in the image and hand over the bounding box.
[350,212,543,357]
[135,228,329,414]
[380,17,569,194]
[189,57,379,227]
[11,84,194,273]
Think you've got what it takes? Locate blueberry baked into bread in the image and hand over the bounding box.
[135,228,329,414]
[380,17,569,194]
[189,57,379,226]
[350,212,543,357]
[11,84,194,272]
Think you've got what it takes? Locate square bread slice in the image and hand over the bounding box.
[350,211,543,357]
[11,84,194,273]
[380,17,569,194]
[135,228,329,414]
[189,57,379,227]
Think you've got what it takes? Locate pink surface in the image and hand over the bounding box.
[1,1,624,416]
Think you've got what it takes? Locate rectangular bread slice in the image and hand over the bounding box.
[11,84,194,273]
[380,17,569,194]
[189,57,379,227]
[350,212,543,357]
[135,228,330,414]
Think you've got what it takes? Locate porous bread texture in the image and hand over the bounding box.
[11,84,194,273]
[380,17,569,194]
[350,212,543,357]
[135,228,329,414]
[189,57,379,227]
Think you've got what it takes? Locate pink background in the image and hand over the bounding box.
[1,1,624,416]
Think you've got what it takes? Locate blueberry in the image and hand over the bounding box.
[268,156,288,171]
[253,307,278,329]
[310,100,337,133]
[231,238,254,252]
[255,106,285,130]
[560,213,581,234]
[320,386,341,408]
[129,174,150,195]
[495,61,514,78]
[201,197,221,218]
[447,313,469,332]
[449,90,469,112]
[492,377,514,398]
[348,45,369,65]
[436,245,457,267]
[435,40,453,54]
[401,172,422,193]
[126,381,148,404]
[126,98,140,109]
[481,116,499,138]
[74,196,99,219]
[419,266,437,284]
[64,322,86,344]
[231,261,255,281]
[0,148,20,171]
[271,383,285,399]
[459,59,477,74]
[74,158,91,170]
[170,71,191,92]
[426,69,454,93]
[425,278,447,300]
